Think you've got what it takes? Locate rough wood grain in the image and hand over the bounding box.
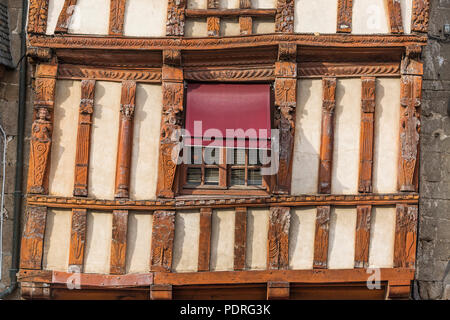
[150,211,176,272]
[394,205,418,268]
[20,206,47,269]
[267,281,290,300]
[166,0,186,36]
[198,208,212,272]
[275,0,294,33]
[109,0,127,36]
[411,0,430,33]
[313,206,330,269]
[55,0,77,34]
[68,209,87,271]
[386,0,404,34]
[336,0,353,33]
[110,210,128,275]
[28,0,49,34]
[268,207,290,270]
[354,205,372,268]
[234,207,247,271]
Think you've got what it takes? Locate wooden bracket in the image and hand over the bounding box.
[150,284,173,300]
[267,281,290,300]
[386,280,411,299]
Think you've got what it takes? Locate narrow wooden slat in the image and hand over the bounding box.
[318,78,337,194]
[354,205,372,268]
[55,0,78,33]
[150,211,176,272]
[358,77,376,193]
[336,0,353,33]
[239,0,252,35]
[73,80,95,197]
[114,80,136,198]
[313,206,331,269]
[386,0,404,34]
[267,281,290,300]
[198,208,212,272]
[20,206,47,269]
[394,205,418,268]
[109,0,127,36]
[275,0,294,33]
[110,210,129,275]
[267,207,290,270]
[68,209,87,271]
[411,0,430,33]
[234,207,247,271]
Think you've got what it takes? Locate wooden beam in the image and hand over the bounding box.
[358,77,376,193]
[185,9,276,18]
[109,0,127,36]
[354,205,372,268]
[267,207,290,270]
[110,210,128,275]
[386,0,404,34]
[411,0,430,33]
[198,208,212,272]
[150,284,172,300]
[234,207,247,271]
[394,205,418,268]
[150,211,176,272]
[114,81,136,198]
[21,282,51,300]
[68,209,87,271]
[73,80,95,197]
[267,281,290,300]
[275,0,294,33]
[28,0,50,34]
[313,206,330,269]
[318,78,337,194]
[20,206,47,269]
[386,280,412,299]
[54,0,77,34]
[336,0,353,33]
[166,0,187,36]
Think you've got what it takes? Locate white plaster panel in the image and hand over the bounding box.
[332,79,361,194]
[210,209,235,271]
[369,206,396,268]
[46,0,65,35]
[88,81,121,200]
[84,211,112,274]
[185,19,208,37]
[123,0,167,37]
[352,0,389,34]
[126,212,152,273]
[220,0,240,8]
[246,208,269,270]
[289,207,316,270]
[373,78,400,193]
[68,0,110,35]
[291,79,322,195]
[49,80,80,197]
[130,84,162,200]
[295,0,338,34]
[253,0,276,8]
[221,18,241,36]
[43,209,71,271]
[254,19,275,34]
[401,0,413,34]
[327,207,357,269]
[173,210,201,273]
[188,0,207,9]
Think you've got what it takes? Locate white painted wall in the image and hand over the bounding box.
[246,208,269,270]
[68,0,110,35]
[210,209,235,271]
[327,207,357,269]
[46,0,65,35]
[172,210,201,272]
[295,0,338,34]
[289,207,316,270]
[369,206,396,268]
[123,0,167,37]
[43,209,71,271]
[126,212,152,273]
[83,211,112,274]
[352,0,389,34]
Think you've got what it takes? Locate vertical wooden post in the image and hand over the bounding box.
[394,205,418,268]
[207,0,220,37]
[109,0,127,36]
[336,0,353,33]
[275,0,294,33]
[166,0,186,36]
[110,210,129,275]
[239,0,252,35]
[114,81,136,198]
[20,206,47,269]
[28,0,50,34]
[74,80,95,197]
[198,208,212,272]
[150,211,176,272]
[386,0,404,34]
[267,207,290,270]
[411,0,430,33]
[318,78,337,194]
[354,205,372,268]
[68,209,87,272]
[313,206,330,269]
[234,207,247,271]
[55,0,78,33]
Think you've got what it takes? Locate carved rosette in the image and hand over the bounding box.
[166,0,187,36]
[411,0,430,33]
[275,0,295,33]
[28,0,49,34]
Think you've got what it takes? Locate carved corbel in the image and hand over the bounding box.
[401,45,423,76]
[166,0,187,36]
[27,47,53,65]
[28,0,50,34]
[275,0,294,33]
[411,0,430,33]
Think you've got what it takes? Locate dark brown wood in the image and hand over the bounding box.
[394,205,418,268]
[336,0,353,33]
[21,282,51,300]
[73,80,95,197]
[185,9,276,18]
[267,281,290,300]
[150,284,172,300]
[275,0,294,33]
[318,78,337,194]
[411,0,430,33]
[114,81,136,198]
[110,210,128,275]
[109,0,127,36]
[234,207,247,271]
[150,211,176,272]
[267,207,290,270]
[386,0,404,34]
[358,77,376,193]
[354,205,372,268]
[28,0,49,34]
[198,208,212,272]
[54,0,77,33]
[58,65,161,83]
[68,209,87,271]
[313,206,330,269]
[20,206,47,269]
[166,0,186,36]
[386,280,412,299]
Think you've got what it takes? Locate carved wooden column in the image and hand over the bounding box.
[274,43,297,194]
[207,0,220,37]
[386,0,404,34]
[336,0,353,33]
[20,206,47,269]
[114,81,136,198]
[411,0,430,33]
[313,206,330,269]
[68,209,87,272]
[110,210,129,274]
[55,0,77,33]
[318,78,337,194]
[150,211,176,272]
[354,205,372,268]
[240,0,252,35]
[267,207,290,270]
[156,50,184,198]
[27,63,58,195]
[109,0,127,36]
[74,80,95,197]
[275,0,294,33]
[394,204,418,268]
[234,207,247,271]
[166,0,186,36]
[28,0,50,34]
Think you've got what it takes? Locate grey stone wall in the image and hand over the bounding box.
[416,0,450,300]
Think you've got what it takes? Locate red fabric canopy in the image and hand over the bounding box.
[185,83,271,148]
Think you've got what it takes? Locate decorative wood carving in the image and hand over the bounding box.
[386,0,404,34]
[68,209,87,271]
[411,0,430,33]
[398,75,421,192]
[299,62,400,78]
[318,78,337,194]
[185,67,274,82]
[114,81,136,198]
[150,211,176,272]
[28,0,49,34]
[358,77,376,193]
[166,0,186,36]
[150,284,173,300]
[275,0,294,33]
[394,205,418,268]
[207,16,220,37]
[27,47,53,63]
[313,206,330,269]
[198,208,212,272]
[186,9,276,18]
[240,0,252,8]
[336,0,353,33]
[110,210,128,275]
[268,207,290,270]
[354,205,372,268]
[20,206,47,269]
[74,80,95,197]
[267,281,290,300]
[55,0,77,34]
[401,45,423,76]
[239,16,252,35]
[109,0,127,36]
[27,64,58,195]
[234,207,247,271]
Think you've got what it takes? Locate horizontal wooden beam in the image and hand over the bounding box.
[185,8,276,18]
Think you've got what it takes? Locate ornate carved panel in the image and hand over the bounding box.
[386,0,404,34]
[150,211,176,272]
[275,0,294,33]
[207,16,220,37]
[68,209,87,271]
[354,205,372,268]
[268,207,290,270]
[166,0,186,36]
[28,0,49,34]
[109,0,127,36]
[20,206,47,269]
[313,206,330,269]
[411,0,430,33]
[110,210,129,275]
[336,0,353,33]
[55,0,77,34]
[394,205,418,268]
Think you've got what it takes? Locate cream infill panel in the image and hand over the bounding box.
[352,0,389,34]
[173,210,201,273]
[369,206,396,268]
[68,0,110,35]
[246,208,269,270]
[327,207,357,269]
[295,0,338,34]
[123,0,167,37]
[289,207,316,270]
[83,211,112,274]
[46,0,65,35]
[210,209,235,271]
[43,209,71,271]
[126,212,152,273]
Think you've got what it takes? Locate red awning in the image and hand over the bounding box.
[185,83,271,148]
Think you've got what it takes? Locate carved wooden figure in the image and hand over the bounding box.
[68,209,87,272]
[28,0,49,34]
[354,205,372,268]
[267,207,290,270]
[336,0,353,33]
[110,210,129,275]
[55,0,77,33]
[150,211,176,272]
[313,206,330,269]
[394,205,418,268]
[20,206,47,269]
